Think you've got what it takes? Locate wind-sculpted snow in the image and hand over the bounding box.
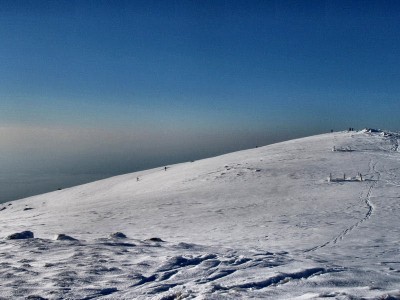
[0,236,350,299]
[1,130,400,299]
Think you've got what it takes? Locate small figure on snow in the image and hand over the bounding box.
[357,172,363,181]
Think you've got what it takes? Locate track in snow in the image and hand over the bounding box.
[305,161,379,253]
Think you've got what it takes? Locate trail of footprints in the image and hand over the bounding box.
[0,236,336,299]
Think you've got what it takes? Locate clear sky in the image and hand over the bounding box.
[1,1,400,202]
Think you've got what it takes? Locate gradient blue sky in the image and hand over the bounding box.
[1,1,400,202]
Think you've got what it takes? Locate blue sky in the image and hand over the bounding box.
[1,1,400,202]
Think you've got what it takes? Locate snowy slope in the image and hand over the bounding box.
[1,130,400,299]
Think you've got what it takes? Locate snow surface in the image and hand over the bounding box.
[1,130,400,299]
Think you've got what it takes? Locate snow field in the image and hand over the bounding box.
[1,130,400,299]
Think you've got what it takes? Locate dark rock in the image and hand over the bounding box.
[147,237,165,242]
[6,231,34,240]
[0,207,6,211]
[367,128,381,133]
[23,207,34,211]
[54,234,78,241]
[110,232,127,239]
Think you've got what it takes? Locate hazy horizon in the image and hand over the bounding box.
[2,1,400,202]
[1,126,329,203]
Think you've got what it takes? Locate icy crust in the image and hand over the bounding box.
[1,130,400,299]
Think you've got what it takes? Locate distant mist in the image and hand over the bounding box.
[0,125,326,203]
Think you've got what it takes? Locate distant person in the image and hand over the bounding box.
[164,167,167,171]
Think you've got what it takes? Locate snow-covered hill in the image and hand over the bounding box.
[1,130,400,299]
